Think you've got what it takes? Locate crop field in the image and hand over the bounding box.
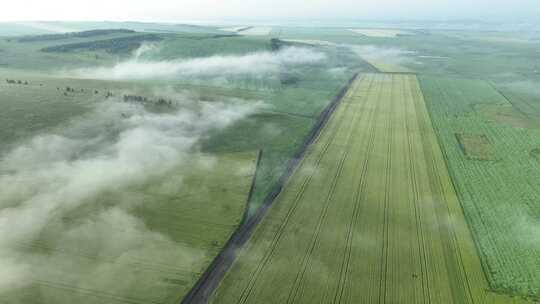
[0,151,258,304]
[209,73,526,304]
[420,76,540,300]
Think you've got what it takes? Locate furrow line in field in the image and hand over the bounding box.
[333,75,382,304]
[378,74,395,304]
[14,240,195,274]
[285,75,378,303]
[286,127,349,304]
[34,280,153,304]
[306,75,379,304]
[403,75,430,304]
[235,86,351,301]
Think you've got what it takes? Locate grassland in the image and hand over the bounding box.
[0,151,258,304]
[210,74,525,303]
[420,76,540,300]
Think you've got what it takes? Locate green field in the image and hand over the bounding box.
[0,151,257,304]
[0,65,272,303]
[210,74,525,304]
[420,76,540,300]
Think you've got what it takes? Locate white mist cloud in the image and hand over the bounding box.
[0,94,264,293]
[69,47,326,80]
[351,45,416,66]
[501,80,540,97]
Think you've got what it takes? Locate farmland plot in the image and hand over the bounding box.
[211,74,519,303]
[421,76,540,300]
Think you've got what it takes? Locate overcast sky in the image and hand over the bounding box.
[1,0,539,22]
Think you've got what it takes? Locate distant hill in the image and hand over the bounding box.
[0,21,224,37]
[41,33,163,54]
[17,29,136,42]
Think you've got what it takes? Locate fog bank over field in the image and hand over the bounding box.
[0,94,264,293]
[351,45,416,66]
[69,46,326,80]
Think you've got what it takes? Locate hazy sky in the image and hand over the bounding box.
[1,0,539,22]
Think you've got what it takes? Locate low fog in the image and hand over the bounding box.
[0,93,264,294]
[351,45,416,67]
[70,46,326,80]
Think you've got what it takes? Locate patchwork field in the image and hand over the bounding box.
[1,151,258,304]
[420,76,540,300]
[210,74,525,304]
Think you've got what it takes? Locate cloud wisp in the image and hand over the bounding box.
[0,93,264,294]
[351,44,416,66]
[69,46,326,80]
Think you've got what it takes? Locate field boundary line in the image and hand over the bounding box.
[285,75,377,304]
[413,76,477,303]
[237,74,364,303]
[420,77,493,294]
[240,149,264,224]
[486,81,530,118]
